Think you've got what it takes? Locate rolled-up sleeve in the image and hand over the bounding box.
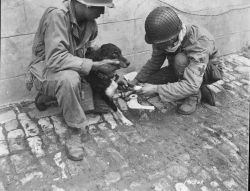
[157,37,212,102]
[136,45,166,83]
[44,9,94,75]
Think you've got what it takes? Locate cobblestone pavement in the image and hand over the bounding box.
[0,53,249,191]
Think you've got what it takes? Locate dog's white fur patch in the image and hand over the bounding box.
[105,80,118,98]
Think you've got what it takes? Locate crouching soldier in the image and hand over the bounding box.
[25,0,118,161]
[128,6,223,114]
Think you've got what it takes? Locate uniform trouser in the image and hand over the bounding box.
[34,70,89,129]
[146,53,222,86]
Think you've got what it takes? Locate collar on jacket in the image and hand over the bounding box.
[62,0,81,39]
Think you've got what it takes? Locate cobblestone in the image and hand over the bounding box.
[147,170,165,180]
[234,66,250,74]
[41,132,57,145]
[10,152,37,174]
[0,142,9,157]
[18,113,40,137]
[88,125,100,135]
[198,169,211,181]
[105,171,121,185]
[7,129,26,152]
[65,159,87,176]
[4,119,19,132]
[47,143,59,154]
[38,117,54,133]
[210,181,219,187]
[51,116,68,145]
[0,157,11,174]
[94,136,110,148]
[39,158,57,175]
[0,126,5,141]
[223,178,239,190]
[174,183,190,191]
[99,123,120,142]
[166,164,189,180]
[0,110,16,124]
[96,156,110,170]
[7,129,24,140]
[0,182,5,191]
[107,147,128,168]
[129,180,147,190]
[54,152,68,179]
[177,153,191,166]
[214,188,222,191]
[152,178,172,191]
[121,131,146,144]
[184,178,204,186]
[52,185,65,191]
[83,144,97,157]
[20,171,43,185]
[27,136,45,157]
[200,186,211,191]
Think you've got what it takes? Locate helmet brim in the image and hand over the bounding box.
[76,0,114,8]
[145,33,179,44]
[85,2,115,8]
[145,34,152,44]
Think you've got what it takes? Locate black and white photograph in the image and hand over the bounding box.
[0,0,249,190]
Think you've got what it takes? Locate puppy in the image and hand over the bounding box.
[86,43,133,126]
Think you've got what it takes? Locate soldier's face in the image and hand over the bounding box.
[85,5,105,19]
[154,35,179,49]
[75,2,104,21]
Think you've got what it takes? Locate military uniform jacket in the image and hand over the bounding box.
[27,0,98,82]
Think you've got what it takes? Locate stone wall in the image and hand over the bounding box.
[1,0,250,105]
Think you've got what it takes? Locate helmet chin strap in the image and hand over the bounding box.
[165,23,186,53]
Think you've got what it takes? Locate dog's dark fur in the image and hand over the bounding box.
[85,43,130,112]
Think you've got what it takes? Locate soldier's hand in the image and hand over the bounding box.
[92,59,120,74]
[117,76,129,90]
[118,77,140,90]
[128,79,139,87]
[137,83,158,96]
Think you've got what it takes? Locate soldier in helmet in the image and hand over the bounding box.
[25,0,118,161]
[126,6,223,115]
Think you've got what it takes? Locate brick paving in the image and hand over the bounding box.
[0,53,249,191]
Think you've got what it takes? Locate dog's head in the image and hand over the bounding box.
[86,43,130,69]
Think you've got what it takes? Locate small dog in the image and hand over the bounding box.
[86,43,133,126]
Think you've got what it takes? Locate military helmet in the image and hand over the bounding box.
[145,7,182,44]
[76,0,114,8]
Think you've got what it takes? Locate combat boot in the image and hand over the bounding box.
[65,127,86,161]
[177,91,201,115]
[200,85,215,106]
[35,92,57,111]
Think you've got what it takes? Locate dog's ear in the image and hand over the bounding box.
[99,45,110,59]
[85,47,94,59]
[100,44,122,60]
[86,47,103,61]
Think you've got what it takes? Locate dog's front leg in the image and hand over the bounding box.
[112,108,133,126]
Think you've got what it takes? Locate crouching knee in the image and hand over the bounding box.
[174,53,189,78]
[59,70,81,90]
